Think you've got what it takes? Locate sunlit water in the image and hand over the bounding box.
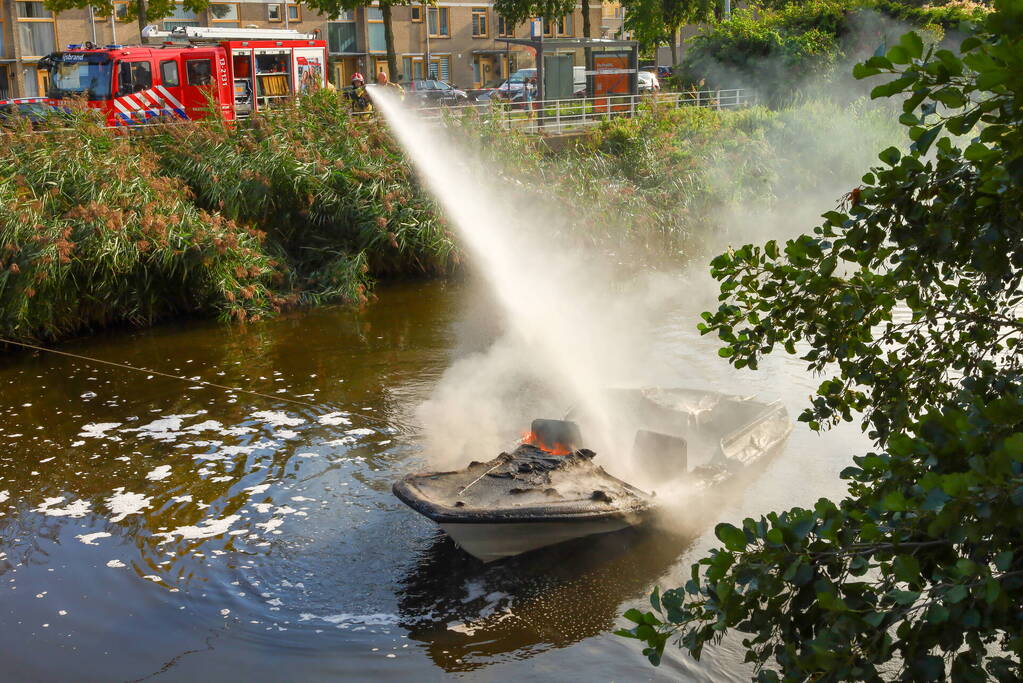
[0,280,868,681]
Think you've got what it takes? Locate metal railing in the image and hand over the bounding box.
[410,88,754,135]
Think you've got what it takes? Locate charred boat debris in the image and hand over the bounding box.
[393,387,792,562]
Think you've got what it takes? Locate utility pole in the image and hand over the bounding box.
[425,3,431,78]
[723,0,731,19]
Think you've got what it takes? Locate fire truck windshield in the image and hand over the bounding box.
[48,53,114,100]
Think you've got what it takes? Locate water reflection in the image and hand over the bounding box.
[398,526,694,672]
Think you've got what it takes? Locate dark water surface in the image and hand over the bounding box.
[0,281,866,682]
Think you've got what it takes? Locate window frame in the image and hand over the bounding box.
[184,58,214,87]
[117,59,153,96]
[287,3,302,22]
[209,2,240,25]
[159,59,180,87]
[556,14,573,36]
[410,5,422,22]
[14,1,56,60]
[163,3,200,30]
[366,7,385,52]
[471,7,488,38]
[427,6,449,38]
[327,15,357,54]
[496,15,513,38]
[266,3,283,22]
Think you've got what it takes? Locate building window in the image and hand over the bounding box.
[366,7,385,52]
[557,14,573,36]
[410,5,422,22]
[164,4,200,30]
[15,1,55,58]
[267,3,282,22]
[327,13,356,54]
[287,3,301,22]
[428,7,449,37]
[402,55,449,81]
[542,18,553,37]
[497,15,513,38]
[210,3,240,27]
[471,8,488,38]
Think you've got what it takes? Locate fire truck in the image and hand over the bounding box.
[40,26,327,126]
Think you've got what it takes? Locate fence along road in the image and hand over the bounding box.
[411,88,755,136]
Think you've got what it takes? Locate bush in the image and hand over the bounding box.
[0,108,279,341]
[0,92,458,343]
[679,0,991,107]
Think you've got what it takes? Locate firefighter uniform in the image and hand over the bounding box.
[346,72,372,115]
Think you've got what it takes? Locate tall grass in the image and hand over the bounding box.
[0,92,457,343]
[0,108,279,342]
[0,93,899,343]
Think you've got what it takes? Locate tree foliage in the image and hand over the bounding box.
[678,0,990,105]
[42,0,213,37]
[621,0,715,57]
[492,0,574,32]
[620,1,1023,680]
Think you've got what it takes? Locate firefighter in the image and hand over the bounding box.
[345,72,372,115]
[374,71,405,101]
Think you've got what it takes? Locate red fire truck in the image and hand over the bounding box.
[41,26,327,126]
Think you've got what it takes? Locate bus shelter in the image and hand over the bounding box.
[496,37,639,102]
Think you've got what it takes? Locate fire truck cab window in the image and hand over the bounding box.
[117,60,152,95]
[160,60,179,87]
[186,59,213,86]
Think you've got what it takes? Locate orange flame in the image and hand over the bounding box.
[522,431,572,456]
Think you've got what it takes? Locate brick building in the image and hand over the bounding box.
[0,0,603,98]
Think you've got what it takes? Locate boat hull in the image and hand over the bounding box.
[440,516,640,562]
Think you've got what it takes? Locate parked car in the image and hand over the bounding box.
[400,79,469,106]
[638,71,660,94]
[0,97,62,127]
[467,77,506,102]
[491,68,536,101]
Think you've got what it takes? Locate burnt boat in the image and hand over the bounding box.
[394,387,791,562]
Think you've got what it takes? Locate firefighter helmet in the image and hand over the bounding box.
[351,72,365,85]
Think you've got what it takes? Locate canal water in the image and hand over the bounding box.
[0,279,867,682]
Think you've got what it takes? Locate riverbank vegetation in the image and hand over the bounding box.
[0,87,899,343]
[0,92,453,342]
[620,3,1023,679]
[674,0,991,105]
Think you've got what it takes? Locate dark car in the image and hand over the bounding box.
[401,79,469,106]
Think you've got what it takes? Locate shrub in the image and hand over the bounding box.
[0,108,279,341]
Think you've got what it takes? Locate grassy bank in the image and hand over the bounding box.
[0,92,898,343]
[0,91,454,343]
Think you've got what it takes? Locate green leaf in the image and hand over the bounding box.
[893,555,921,585]
[964,142,995,162]
[886,45,910,65]
[890,590,920,606]
[879,147,901,166]
[650,586,661,613]
[624,608,646,624]
[994,551,1013,572]
[912,124,943,155]
[899,32,924,60]
[715,523,747,551]
[945,584,969,604]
